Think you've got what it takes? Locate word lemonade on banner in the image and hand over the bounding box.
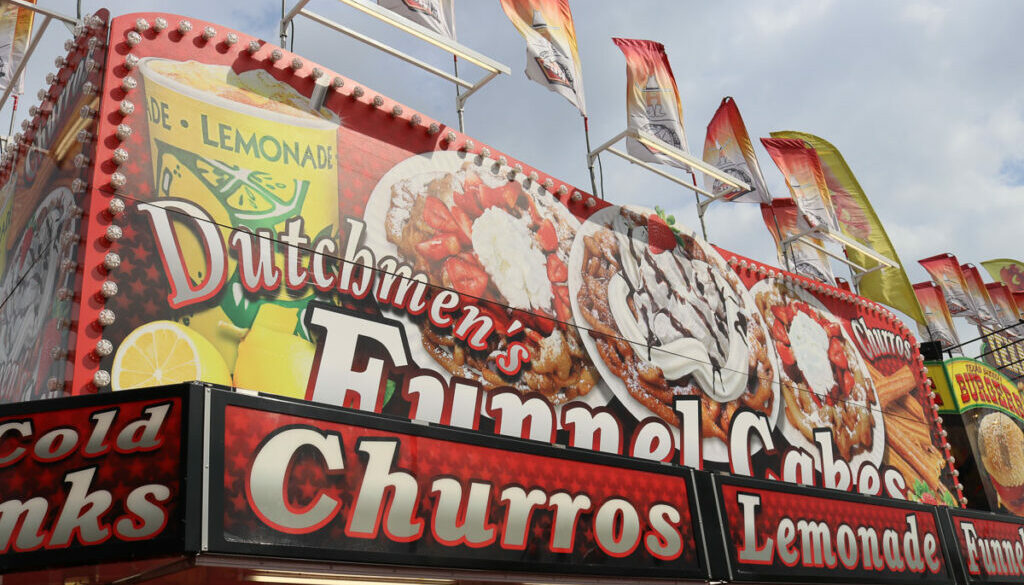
[81,12,958,510]
[717,475,952,584]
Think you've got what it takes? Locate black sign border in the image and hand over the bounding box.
[206,388,710,580]
[712,472,958,585]
[0,383,201,574]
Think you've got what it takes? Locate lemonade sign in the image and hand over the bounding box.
[111,58,340,397]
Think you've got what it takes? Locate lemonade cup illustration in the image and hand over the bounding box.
[136,57,341,383]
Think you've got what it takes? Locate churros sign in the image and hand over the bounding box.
[75,12,958,507]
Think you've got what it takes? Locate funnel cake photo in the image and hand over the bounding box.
[751,278,883,467]
[366,152,601,406]
[570,206,777,457]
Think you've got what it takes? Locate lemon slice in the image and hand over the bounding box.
[111,320,232,390]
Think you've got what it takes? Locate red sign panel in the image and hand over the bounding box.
[0,389,186,572]
[210,392,707,578]
[948,510,1024,584]
[715,474,953,584]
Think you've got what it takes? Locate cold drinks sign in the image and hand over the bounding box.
[55,11,959,511]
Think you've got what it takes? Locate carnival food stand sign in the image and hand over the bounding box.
[39,11,957,506]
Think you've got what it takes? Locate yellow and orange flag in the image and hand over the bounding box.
[703,97,770,203]
[500,0,586,114]
[772,131,924,324]
[613,38,688,169]
[982,259,1024,294]
[0,0,35,95]
[913,281,959,349]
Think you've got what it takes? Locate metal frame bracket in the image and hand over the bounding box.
[280,0,509,129]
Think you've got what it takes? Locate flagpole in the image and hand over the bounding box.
[454,55,465,133]
[690,173,708,240]
[6,96,18,139]
[768,204,792,272]
[582,115,599,198]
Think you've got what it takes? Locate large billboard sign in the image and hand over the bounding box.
[0,12,108,403]
[209,390,708,578]
[64,12,960,504]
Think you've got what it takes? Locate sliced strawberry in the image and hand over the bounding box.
[828,337,848,370]
[771,304,793,326]
[478,301,512,335]
[546,255,568,283]
[415,234,461,261]
[454,187,484,218]
[423,196,455,232]
[479,182,516,210]
[537,219,558,252]
[839,370,855,397]
[526,196,542,224]
[450,206,474,246]
[553,285,572,323]
[775,341,796,369]
[824,322,842,338]
[522,312,555,336]
[444,254,489,298]
[502,183,522,208]
[770,319,790,346]
[647,214,677,254]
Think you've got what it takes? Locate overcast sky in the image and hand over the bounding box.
[10,0,1023,348]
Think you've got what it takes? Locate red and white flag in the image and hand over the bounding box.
[500,0,586,114]
[702,97,770,203]
[761,137,839,231]
[761,198,834,285]
[613,37,688,169]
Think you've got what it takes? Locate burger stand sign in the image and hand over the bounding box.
[928,357,1024,584]
[0,10,980,585]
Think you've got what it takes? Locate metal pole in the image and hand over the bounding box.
[768,205,792,272]
[7,96,17,138]
[454,55,464,133]
[691,173,708,240]
[583,115,598,198]
[280,0,288,48]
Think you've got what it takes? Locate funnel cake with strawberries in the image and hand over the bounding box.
[570,206,777,453]
[379,154,598,405]
[751,278,880,464]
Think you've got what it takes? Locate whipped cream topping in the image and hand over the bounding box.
[606,210,751,402]
[472,207,552,312]
[788,310,835,397]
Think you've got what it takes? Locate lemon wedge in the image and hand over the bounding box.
[111,320,232,390]
[233,304,315,400]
